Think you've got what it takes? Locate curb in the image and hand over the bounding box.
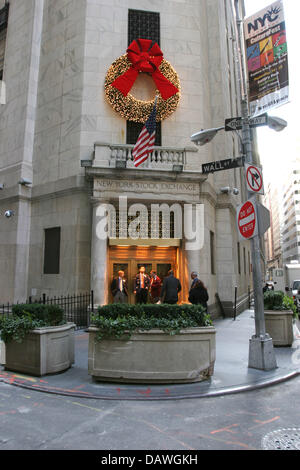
[0,369,299,401]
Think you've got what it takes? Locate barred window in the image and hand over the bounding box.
[127,9,161,146]
[128,9,160,45]
[111,207,175,239]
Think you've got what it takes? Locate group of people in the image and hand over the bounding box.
[111,267,209,310]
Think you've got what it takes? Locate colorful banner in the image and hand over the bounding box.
[244,1,289,116]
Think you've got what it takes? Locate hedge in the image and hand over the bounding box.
[91,303,212,340]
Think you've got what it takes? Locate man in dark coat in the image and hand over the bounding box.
[160,270,181,304]
[188,279,209,310]
[134,266,150,304]
[111,270,128,303]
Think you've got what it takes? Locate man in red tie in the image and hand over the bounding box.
[134,266,150,304]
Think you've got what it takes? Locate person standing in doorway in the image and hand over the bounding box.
[188,279,209,311]
[149,270,162,303]
[190,271,199,288]
[134,266,150,304]
[111,270,128,303]
[160,270,181,305]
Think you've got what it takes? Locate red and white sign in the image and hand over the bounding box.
[245,163,264,194]
[237,200,258,240]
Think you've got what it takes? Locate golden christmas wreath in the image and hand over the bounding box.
[104,39,180,123]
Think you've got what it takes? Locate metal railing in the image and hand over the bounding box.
[0,291,94,330]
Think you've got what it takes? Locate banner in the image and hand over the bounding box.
[244,1,289,116]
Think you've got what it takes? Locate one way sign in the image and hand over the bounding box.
[225,113,268,131]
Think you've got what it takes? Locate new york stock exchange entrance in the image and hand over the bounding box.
[108,243,179,305]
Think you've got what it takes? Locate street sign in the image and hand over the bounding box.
[256,202,270,235]
[225,117,243,131]
[237,200,258,240]
[245,163,264,194]
[225,113,268,131]
[249,114,268,128]
[202,157,244,174]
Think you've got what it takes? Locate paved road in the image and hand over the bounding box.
[1,374,300,451]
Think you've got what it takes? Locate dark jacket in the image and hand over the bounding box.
[111,277,128,296]
[188,281,209,308]
[134,273,150,292]
[160,274,182,303]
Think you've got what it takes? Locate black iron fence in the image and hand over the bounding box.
[0,291,94,330]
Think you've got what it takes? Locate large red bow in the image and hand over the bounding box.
[111,39,179,100]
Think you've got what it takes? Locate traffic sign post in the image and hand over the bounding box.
[245,163,264,195]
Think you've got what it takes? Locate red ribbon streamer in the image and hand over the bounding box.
[111,39,179,100]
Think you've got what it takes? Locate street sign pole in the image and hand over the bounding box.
[240,76,277,370]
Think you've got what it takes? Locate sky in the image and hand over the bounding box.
[243,0,300,186]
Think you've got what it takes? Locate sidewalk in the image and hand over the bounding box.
[1,309,300,401]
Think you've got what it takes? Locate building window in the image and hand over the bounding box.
[248,251,251,274]
[237,242,241,274]
[127,9,161,146]
[43,227,61,274]
[128,9,160,45]
[126,120,161,146]
[0,2,9,78]
[210,231,215,275]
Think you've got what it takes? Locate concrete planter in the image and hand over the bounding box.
[264,310,294,347]
[0,339,5,365]
[88,326,216,384]
[4,323,75,376]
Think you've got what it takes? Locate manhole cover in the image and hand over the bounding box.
[262,428,300,450]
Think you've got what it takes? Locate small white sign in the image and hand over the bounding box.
[245,163,264,195]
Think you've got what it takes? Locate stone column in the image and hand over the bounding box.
[90,201,109,306]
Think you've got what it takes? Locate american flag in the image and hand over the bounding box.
[133,100,157,167]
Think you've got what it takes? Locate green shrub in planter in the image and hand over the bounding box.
[0,304,65,344]
[91,303,212,340]
[263,290,298,318]
[12,304,64,325]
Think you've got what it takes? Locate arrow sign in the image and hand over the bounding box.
[202,157,244,174]
[225,113,268,131]
[245,163,264,194]
[225,117,242,131]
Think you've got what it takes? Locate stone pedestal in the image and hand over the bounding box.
[248,335,277,371]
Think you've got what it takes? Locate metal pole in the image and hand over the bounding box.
[241,100,265,338]
[235,1,276,370]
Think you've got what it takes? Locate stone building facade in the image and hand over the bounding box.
[0,0,252,316]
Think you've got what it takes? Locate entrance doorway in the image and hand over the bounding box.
[108,246,178,304]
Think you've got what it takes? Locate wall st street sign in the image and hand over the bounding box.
[202,157,244,175]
